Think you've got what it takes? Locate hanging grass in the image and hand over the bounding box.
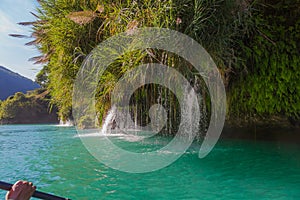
[14,0,299,129]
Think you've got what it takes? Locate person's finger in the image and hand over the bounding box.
[12,180,23,189]
[28,182,33,186]
[6,181,27,200]
[28,185,36,197]
[32,186,36,192]
[14,180,23,186]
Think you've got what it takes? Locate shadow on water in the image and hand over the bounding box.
[221,124,300,142]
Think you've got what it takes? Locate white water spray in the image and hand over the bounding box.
[100,105,116,135]
[57,119,74,127]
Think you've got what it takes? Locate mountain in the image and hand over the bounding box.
[0,66,40,100]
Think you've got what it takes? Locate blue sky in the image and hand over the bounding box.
[0,0,41,80]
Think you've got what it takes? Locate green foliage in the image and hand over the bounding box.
[0,89,55,122]
[0,92,33,119]
[35,66,49,88]
[22,0,300,128]
[228,0,300,120]
[27,0,252,127]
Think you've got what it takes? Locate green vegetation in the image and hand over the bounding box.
[228,0,300,122]
[0,89,58,124]
[14,0,299,128]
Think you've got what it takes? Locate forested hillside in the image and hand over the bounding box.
[0,89,58,124]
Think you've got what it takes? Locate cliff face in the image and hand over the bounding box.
[0,89,59,125]
[0,66,40,100]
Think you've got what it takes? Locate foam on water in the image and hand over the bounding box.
[56,119,74,127]
[75,129,145,142]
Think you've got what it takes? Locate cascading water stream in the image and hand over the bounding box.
[100,83,207,140]
[100,105,116,135]
[57,119,74,127]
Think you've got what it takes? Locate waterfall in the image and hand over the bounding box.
[179,83,206,141]
[58,119,74,127]
[100,105,116,135]
[99,82,206,139]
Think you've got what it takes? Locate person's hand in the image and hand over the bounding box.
[5,180,36,200]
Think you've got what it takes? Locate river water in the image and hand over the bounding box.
[0,125,299,199]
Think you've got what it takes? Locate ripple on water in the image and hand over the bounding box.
[1,125,300,199]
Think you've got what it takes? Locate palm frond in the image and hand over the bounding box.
[25,39,41,46]
[18,21,36,26]
[30,11,39,18]
[28,54,50,64]
[9,34,30,39]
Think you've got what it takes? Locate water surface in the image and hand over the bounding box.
[0,125,299,199]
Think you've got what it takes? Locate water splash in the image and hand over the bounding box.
[100,105,116,135]
[57,119,74,127]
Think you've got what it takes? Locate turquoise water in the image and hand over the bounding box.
[1,125,300,199]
